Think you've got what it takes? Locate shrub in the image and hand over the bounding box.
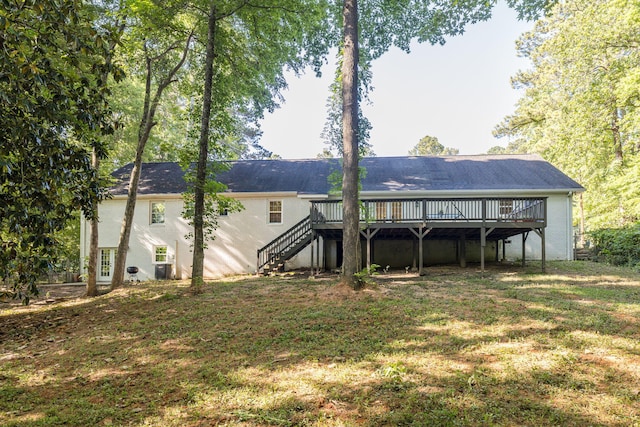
[591,223,640,268]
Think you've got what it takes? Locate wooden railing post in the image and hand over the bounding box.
[482,199,487,224]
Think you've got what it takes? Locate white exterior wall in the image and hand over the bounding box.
[504,193,574,261]
[81,195,189,282]
[81,192,316,282]
[201,193,314,277]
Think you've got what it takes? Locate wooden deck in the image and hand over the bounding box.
[257,197,548,275]
[309,197,548,273]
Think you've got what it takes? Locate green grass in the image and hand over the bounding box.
[1,261,639,426]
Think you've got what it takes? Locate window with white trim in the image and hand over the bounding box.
[154,245,168,263]
[151,202,166,224]
[499,199,514,216]
[100,249,114,277]
[269,200,282,224]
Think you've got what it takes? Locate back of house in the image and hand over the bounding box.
[80,154,583,281]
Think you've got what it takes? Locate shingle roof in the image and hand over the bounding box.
[109,155,584,196]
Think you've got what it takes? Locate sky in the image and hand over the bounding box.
[258,2,535,159]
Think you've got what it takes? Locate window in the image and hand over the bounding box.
[154,246,168,263]
[269,200,282,224]
[100,249,113,277]
[374,202,402,221]
[151,202,165,224]
[499,199,514,216]
[391,201,402,221]
[375,202,386,220]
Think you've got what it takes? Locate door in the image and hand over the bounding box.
[98,248,116,281]
[336,240,343,270]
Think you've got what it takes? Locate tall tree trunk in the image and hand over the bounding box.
[86,150,100,297]
[111,132,148,289]
[191,4,217,293]
[87,19,125,296]
[111,35,193,289]
[341,0,361,289]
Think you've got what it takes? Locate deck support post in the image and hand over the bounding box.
[480,226,486,273]
[410,226,431,276]
[532,227,546,273]
[479,226,495,273]
[419,231,424,275]
[542,228,546,273]
[310,230,315,276]
[316,235,324,274]
[481,200,488,273]
[360,228,380,273]
[522,231,530,267]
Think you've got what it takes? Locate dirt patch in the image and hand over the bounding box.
[1,283,111,308]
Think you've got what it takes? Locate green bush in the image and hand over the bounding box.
[591,223,640,268]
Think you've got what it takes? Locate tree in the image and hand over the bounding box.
[321,61,374,158]
[86,151,101,297]
[190,1,216,292]
[494,0,640,229]
[340,0,361,287]
[317,148,335,158]
[85,0,125,297]
[105,77,191,170]
[335,0,551,288]
[110,0,194,290]
[409,135,459,156]
[188,1,327,291]
[486,145,508,155]
[0,0,121,303]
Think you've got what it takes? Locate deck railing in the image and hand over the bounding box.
[310,197,546,225]
[257,215,312,271]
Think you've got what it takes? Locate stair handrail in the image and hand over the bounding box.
[257,215,312,271]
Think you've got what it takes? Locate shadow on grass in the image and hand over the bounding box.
[1,262,639,426]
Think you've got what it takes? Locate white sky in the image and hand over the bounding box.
[258,2,534,159]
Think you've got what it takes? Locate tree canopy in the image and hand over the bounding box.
[108,0,196,290]
[495,0,640,229]
[0,0,557,298]
[186,0,329,289]
[333,0,551,287]
[409,135,459,156]
[0,0,121,302]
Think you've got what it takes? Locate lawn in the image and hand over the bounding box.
[1,261,639,426]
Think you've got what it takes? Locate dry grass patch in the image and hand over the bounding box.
[1,262,639,426]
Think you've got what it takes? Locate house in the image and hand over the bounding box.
[80,154,584,282]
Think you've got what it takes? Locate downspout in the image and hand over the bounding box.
[79,214,87,278]
[174,239,179,279]
[567,192,574,260]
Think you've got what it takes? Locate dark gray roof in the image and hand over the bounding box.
[109,155,584,196]
[110,162,189,195]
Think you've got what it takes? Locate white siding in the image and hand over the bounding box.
[200,194,313,277]
[82,193,314,281]
[504,193,574,261]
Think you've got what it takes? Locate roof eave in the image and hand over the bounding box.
[358,188,584,198]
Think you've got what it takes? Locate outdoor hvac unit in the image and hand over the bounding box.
[155,263,172,280]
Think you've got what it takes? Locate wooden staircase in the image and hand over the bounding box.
[257,216,313,275]
[574,247,594,261]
